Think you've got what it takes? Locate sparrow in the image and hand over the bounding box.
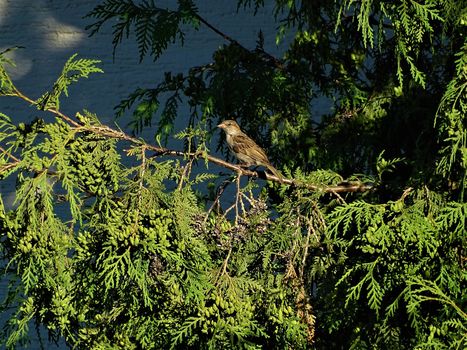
[217,120,282,180]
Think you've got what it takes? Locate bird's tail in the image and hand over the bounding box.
[266,164,283,182]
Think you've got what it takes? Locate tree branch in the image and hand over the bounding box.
[82,123,373,193]
[193,13,285,70]
[9,90,373,194]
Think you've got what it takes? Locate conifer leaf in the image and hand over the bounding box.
[36,54,102,110]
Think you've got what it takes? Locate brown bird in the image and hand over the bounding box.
[217,119,282,180]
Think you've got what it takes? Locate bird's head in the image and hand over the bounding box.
[217,120,241,135]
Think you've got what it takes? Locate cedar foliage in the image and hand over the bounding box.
[0,1,466,349]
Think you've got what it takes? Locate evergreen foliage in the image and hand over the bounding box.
[0,1,466,349]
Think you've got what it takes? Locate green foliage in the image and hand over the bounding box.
[0,47,18,96]
[36,54,103,110]
[315,192,465,349]
[86,0,200,61]
[1,0,467,349]
[115,72,185,141]
[435,41,467,200]
[0,54,315,349]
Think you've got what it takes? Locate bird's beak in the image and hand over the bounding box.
[217,122,225,129]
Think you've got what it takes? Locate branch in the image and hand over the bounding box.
[11,88,81,127]
[193,13,285,70]
[86,124,372,193]
[9,89,373,194]
[0,146,20,162]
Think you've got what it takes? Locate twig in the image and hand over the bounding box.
[132,146,147,233]
[204,179,231,221]
[177,150,200,191]
[0,161,20,174]
[330,189,347,205]
[221,247,231,277]
[291,215,302,262]
[309,221,320,245]
[240,192,254,206]
[214,245,233,286]
[139,146,147,197]
[224,201,237,217]
[299,219,313,280]
[193,13,284,70]
[399,187,413,202]
[177,165,188,191]
[0,146,20,162]
[13,88,81,127]
[234,172,241,225]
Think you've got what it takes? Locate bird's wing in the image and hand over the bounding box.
[231,133,270,164]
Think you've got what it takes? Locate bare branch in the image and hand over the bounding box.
[193,13,285,70]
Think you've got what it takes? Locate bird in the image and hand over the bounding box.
[217,119,282,180]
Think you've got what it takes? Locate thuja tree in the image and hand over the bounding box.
[0,0,466,349]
